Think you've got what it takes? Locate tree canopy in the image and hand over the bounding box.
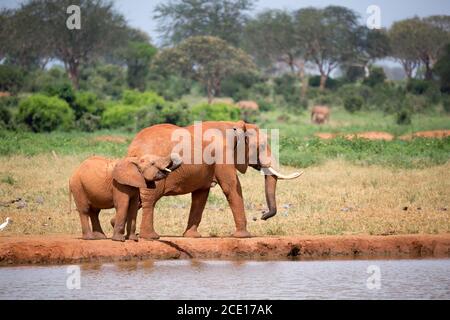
[154,0,255,46]
[154,36,256,102]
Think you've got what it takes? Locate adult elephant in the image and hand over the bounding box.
[127,121,303,239]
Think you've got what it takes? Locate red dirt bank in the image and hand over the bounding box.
[1,234,449,265]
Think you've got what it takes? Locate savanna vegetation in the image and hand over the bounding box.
[0,0,449,237]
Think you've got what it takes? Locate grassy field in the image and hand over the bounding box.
[0,109,449,237]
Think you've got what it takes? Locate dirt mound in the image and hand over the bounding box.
[346,131,394,141]
[93,135,128,144]
[399,130,450,141]
[1,234,449,265]
[315,133,337,140]
[315,131,394,141]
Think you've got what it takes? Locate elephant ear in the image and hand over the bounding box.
[233,121,248,174]
[112,157,147,188]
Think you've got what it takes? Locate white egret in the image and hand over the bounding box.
[0,217,12,231]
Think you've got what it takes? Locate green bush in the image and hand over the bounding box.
[406,79,431,95]
[443,96,450,113]
[191,103,240,121]
[0,105,12,129]
[76,113,101,132]
[23,67,68,93]
[44,82,76,106]
[257,99,275,112]
[121,90,166,107]
[396,109,412,125]
[274,74,301,107]
[72,91,105,119]
[147,75,192,101]
[363,67,386,87]
[17,94,74,132]
[308,75,339,90]
[0,65,25,93]
[79,64,127,99]
[101,90,170,129]
[344,95,364,113]
[101,104,140,129]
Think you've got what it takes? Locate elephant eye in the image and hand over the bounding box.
[151,161,155,165]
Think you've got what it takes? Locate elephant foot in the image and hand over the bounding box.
[92,232,107,240]
[183,229,202,238]
[139,231,160,240]
[126,234,139,242]
[233,230,252,238]
[82,232,96,240]
[111,233,126,242]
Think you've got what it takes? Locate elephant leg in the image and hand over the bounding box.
[78,208,95,240]
[139,188,162,240]
[216,172,251,238]
[183,188,210,238]
[89,208,107,240]
[126,197,139,242]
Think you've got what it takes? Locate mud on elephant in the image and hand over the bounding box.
[69,153,182,241]
[127,121,303,240]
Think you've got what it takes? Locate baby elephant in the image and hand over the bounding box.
[69,153,182,241]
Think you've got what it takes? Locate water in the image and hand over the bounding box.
[0,259,449,299]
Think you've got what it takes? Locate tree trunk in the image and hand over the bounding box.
[67,60,79,90]
[206,81,213,104]
[424,56,433,80]
[319,73,327,91]
[297,60,308,99]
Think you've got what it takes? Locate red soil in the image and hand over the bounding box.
[399,130,450,141]
[315,131,394,141]
[0,234,449,266]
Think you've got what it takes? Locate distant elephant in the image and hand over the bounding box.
[69,153,182,241]
[311,105,330,124]
[127,121,303,240]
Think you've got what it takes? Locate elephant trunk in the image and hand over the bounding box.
[261,174,278,220]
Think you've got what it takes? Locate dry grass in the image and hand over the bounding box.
[0,155,449,237]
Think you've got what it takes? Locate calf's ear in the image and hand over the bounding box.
[112,157,147,188]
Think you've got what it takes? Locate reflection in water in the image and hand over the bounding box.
[0,259,449,299]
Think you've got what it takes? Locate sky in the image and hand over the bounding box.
[2,0,450,45]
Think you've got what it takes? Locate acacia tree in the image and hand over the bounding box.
[11,0,128,89]
[155,36,256,103]
[294,6,360,91]
[388,19,422,79]
[154,0,255,46]
[243,10,309,98]
[389,17,449,80]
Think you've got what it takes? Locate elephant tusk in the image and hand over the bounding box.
[163,168,172,173]
[262,167,304,180]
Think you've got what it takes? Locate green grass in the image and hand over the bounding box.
[0,108,449,169]
[0,130,132,158]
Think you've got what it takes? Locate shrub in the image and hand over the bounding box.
[101,104,140,130]
[0,105,12,129]
[191,103,240,121]
[274,74,301,107]
[344,95,364,113]
[257,99,275,112]
[101,90,169,129]
[23,67,68,93]
[308,75,339,90]
[44,82,76,106]
[79,64,127,99]
[406,79,431,95]
[76,113,101,132]
[147,75,192,101]
[443,96,450,113]
[17,94,74,132]
[396,109,412,125]
[72,91,105,119]
[121,90,166,107]
[363,67,386,87]
[0,65,25,93]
